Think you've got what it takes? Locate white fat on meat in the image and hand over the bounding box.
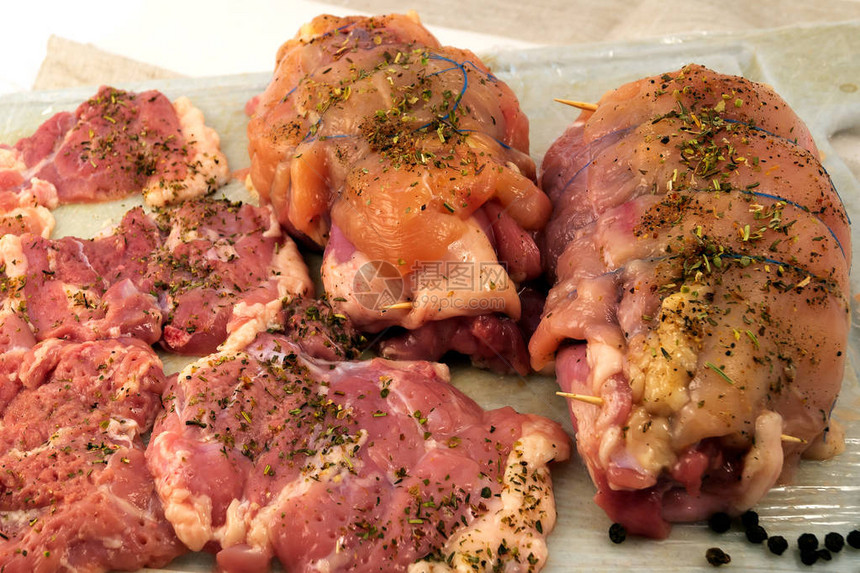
[18,177,58,209]
[158,469,216,551]
[225,298,286,353]
[143,96,230,207]
[735,411,784,511]
[0,176,58,239]
[271,239,314,298]
[0,205,55,237]
[224,240,313,351]
[323,217,519,332]
[0,151,58,219]
[411,424,563,573]
[0,235,27,278]
[0,146,24,172]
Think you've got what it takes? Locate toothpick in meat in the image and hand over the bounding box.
[556,391,604,406]
[554,98,598,112]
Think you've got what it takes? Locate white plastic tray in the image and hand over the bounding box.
[1,20,859,572]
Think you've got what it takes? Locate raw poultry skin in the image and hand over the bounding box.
[146,309,570,572]
[247,13,550,373]
[530,65,850,538]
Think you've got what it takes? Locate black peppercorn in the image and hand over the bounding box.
[847,529,860,549]
[824,531,844,553]
[816,549,832,562]
[767,535,788,555]
[800,550,818,566]
[708,512,732,534]
[608,523,626,544]
[797,533,819,552]
[746,524,767,544]
[705,547,731,567]
[740,510,759,529]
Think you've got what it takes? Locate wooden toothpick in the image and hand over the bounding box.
[553,98,598,111]
[556,391,604,406]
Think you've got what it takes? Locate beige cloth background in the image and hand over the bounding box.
[32,0,860,90]
[34,36,180,90]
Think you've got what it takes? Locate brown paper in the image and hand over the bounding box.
[33,35,181,91]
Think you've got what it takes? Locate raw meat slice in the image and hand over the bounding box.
[147,317,570,572]
[0,232,164,344]
[11,86,229,206]
[530,65,850,537]
[0,336,185,572]
[143,199,314,355]
[0,198,314,356]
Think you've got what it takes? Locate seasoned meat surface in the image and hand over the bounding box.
[12,86,229,206]
[247,14,548,372]
[531,64,850,537]
[148,318,570,572]
[0,332,185,572]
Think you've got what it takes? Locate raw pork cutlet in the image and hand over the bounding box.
[0,331,185,572]
[530,65,850,538]
[247,13,550,374]
[223,295,368,362]
[140,198,314,355]
[9,85,229,206]
[146,319,570,572]
[0,198,314,355]
[0,224,164,345]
